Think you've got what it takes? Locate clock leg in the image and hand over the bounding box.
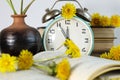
[37,26,46,51]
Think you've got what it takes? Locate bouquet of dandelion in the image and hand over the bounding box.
[91,13,120,28]
[6,0,35,14]
[0,50,71,80]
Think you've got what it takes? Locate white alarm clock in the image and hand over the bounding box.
[42,0,94,55]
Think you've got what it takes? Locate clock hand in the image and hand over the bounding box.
[56,26,67,50]
[66,26,70,39]
[59,26,67,38]
[56,26,69,50]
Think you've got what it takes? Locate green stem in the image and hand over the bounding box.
[6,0,17,14]
[34,54,65,63]
[22,0,35,14]
[33,64,53,75]
[20,0,23,14]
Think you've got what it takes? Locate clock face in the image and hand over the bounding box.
[43,16,94,55]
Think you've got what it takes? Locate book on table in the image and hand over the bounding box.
[34,51,120,80]
[0,51,120,80]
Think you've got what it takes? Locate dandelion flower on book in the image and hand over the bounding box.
[91,13,101,26]
[62,3,76,20]
[0,54,17,73]
[100,52,113,59]
[100,45,120,61]
[18,50,33,70]
[110,45,120,60]
[111,15,120,27]
[33,58,71,80]
[100,16,111,27]
[56,58,71,80]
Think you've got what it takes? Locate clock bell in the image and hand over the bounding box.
[42,0,91,23]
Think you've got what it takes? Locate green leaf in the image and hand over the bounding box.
[6,0,17,15]
[20,0,23,14]
[22,0,35,14]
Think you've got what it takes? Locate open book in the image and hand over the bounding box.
[0,51,120,80]
[68,56,120,80]
[34,51,120,80]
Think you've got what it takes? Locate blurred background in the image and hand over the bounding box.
[0,0,120,45]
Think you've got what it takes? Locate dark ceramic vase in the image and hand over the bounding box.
[0,15,42,56]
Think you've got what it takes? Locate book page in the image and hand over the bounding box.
[69,56,120,80]
[0,67,58,80]
[95,70,120,80]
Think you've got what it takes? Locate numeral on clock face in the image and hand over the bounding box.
[76,22,78,27]
[65,20,70,25]
[51,48,54,50]
[82,48,87,52]
[57,22,61,27]
[49,29,55,34]
[82,29,86,34]
[85,38,89,43]
[47,35,52,43]
[48,39,52,43]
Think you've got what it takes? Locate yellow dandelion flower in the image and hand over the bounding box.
[64,39,81,58]
[62,3,76,20]
[56,58,70,80]
[100,52,113,59]
[91,13,101,26]
[100,52,109,59]
[111,15,120,27]
[0,54,17,73]
[100,16,111,27]
[18,50,33,70]
[110,45,120,60]
[100,45,120,61]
